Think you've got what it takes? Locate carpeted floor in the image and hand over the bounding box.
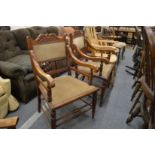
[8,46,144,129]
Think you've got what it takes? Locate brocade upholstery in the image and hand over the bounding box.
[41,76,97,109]
[73,36,85,49]
[33,42,66,62]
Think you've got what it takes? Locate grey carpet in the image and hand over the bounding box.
[8,46,144,129]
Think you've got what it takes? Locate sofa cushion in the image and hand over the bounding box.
[7,54,32,73]
[46,26,59,35]
[28,26,48,39]
[13,28,31,50]
[0,31,21,60]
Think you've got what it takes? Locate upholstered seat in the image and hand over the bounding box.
[77,60,114,80]
[94,53,117,63]
[113,42,126,49]
[41,76,98,109]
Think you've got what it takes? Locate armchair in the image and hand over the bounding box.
[66,32,117,106]
[27,34,99,129]
[84,26,126,60]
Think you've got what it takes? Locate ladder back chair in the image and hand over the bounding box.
[27,34,99,129]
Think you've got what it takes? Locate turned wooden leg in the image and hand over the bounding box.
[37,88,41,113]
[92,92,97,119]
[51,110,56,129]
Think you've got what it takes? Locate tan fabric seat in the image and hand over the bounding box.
[41,76,98,109]
[113,42,126,48]
[77,60,114,80]
[94,53,117,63]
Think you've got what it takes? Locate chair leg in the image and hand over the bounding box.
[122,46,126,59]
[117,49,121,65]
[51,110,56,129]
[92,92,97,119]
[37,88,41,113]
[99,87,105,107]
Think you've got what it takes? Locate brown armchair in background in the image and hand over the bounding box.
[27,34,99,129]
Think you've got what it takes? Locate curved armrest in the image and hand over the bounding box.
[86,40,117,54]
[0,61,26,78]
[30,50,55,88]
[67,45,98,73]
[98,39,116,44]
[73,44,109,64]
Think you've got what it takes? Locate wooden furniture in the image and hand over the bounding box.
[0,116,19,129]
[84,26,126,62]
[66,31,116,106]
[126,27,155,128]
[27,34,99,129]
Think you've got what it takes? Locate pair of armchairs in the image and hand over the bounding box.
[26,26,121,128]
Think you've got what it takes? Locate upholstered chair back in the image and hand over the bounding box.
[33,41,66,62]
[27,34,68,76]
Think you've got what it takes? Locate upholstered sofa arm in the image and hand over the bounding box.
[0,61,26,78]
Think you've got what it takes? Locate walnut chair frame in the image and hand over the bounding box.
[27,34,99,129]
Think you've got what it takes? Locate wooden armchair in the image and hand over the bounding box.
[27,34,99,129]
[84,26,126,60]
[66,32,116,106]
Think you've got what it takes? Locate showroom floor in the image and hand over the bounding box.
[8,46,144,129]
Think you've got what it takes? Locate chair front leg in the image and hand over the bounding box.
[51,110,56,129]
[92,91,97,119]
[37,87,41,113]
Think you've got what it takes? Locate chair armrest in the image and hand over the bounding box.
[30,50,55,88]
[74,44,109,64]
[86,40,117,54]
[67,45,98,73]
[0,61,26,78]
[0,116,19,129]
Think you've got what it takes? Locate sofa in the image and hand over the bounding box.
[0,26,59,102]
